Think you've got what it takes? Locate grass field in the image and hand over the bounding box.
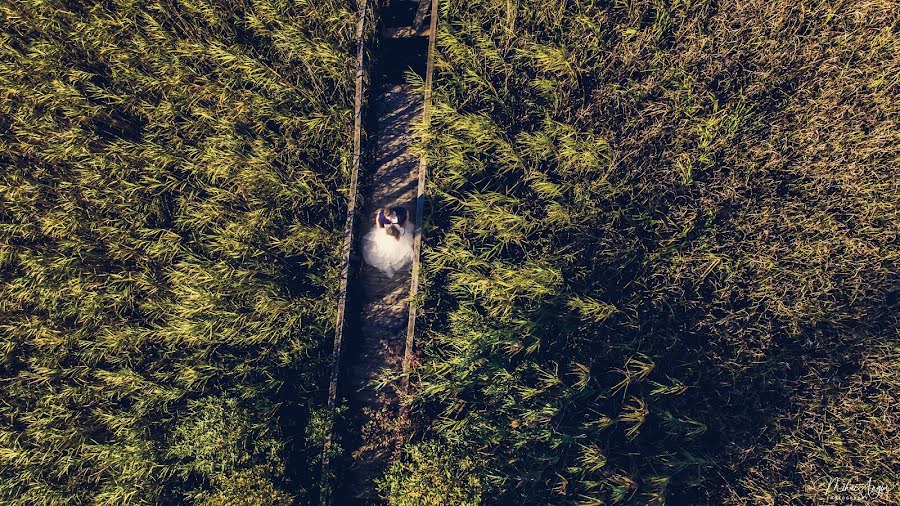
[1,0,897,504]
[385,0,899,504]
[0,0,357,503]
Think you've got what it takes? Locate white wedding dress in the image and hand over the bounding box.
[362,224,414,277]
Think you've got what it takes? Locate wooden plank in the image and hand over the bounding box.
[319,0,368,504]
[342,84,422,500]
[402,0,438,390]
[321,1,437,500]
[412,0,431,30]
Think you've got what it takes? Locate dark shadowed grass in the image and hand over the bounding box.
[389,0,899,504]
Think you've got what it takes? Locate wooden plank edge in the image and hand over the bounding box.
[319,0,369,504]
[402,0,439,393]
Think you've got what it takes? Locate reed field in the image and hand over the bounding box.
[0,0,357,503]
[387,0,899,504]
[1,0,898,504]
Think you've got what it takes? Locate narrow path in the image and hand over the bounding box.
[341,83,422,501]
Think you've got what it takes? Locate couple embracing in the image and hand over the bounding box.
[362,206,413,278]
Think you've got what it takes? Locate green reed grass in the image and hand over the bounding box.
[392,0,899,504]
[0,0,357,503]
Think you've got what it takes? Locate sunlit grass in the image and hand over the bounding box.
[0,0,356,503]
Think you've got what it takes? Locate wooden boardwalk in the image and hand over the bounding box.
[340,84,422,501]
[321,2,438,503]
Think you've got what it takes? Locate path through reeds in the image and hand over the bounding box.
[339,83,422,502]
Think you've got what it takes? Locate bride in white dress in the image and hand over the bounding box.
[362,206,414,278]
